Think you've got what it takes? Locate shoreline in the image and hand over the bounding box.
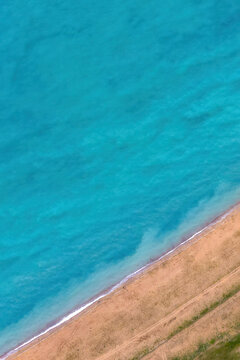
[2,200,240,360]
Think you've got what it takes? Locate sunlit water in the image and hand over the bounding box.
[1,0,240,355]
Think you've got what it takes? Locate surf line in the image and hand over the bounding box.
[1,202,238,360]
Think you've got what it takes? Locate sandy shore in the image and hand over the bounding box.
[7,205,240,360]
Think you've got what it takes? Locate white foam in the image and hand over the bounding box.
[1,203,237,360]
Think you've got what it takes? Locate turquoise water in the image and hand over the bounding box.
[1,0,240,355]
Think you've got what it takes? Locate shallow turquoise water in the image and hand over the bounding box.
[1,0,240,355]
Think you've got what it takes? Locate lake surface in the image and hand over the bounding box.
[1,0,240,355]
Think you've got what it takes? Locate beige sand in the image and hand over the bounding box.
[9,206,240,360]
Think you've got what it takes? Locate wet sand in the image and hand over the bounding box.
[8,205,240,360]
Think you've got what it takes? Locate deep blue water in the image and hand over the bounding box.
[1,0,240,355]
